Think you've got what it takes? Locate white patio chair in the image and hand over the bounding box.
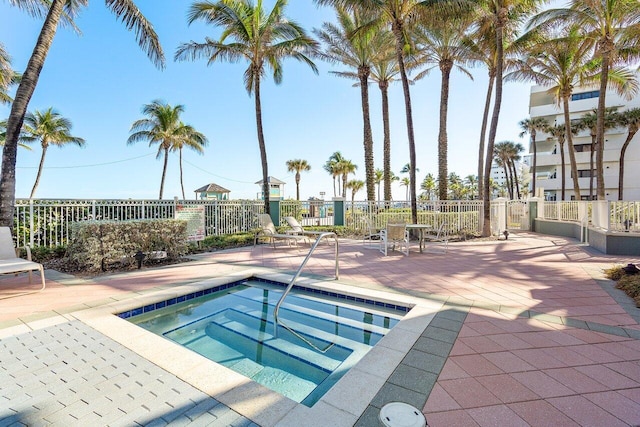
[423,221,448,253]
[254,214,309,248]
[362,216,381,248]
[379,223,410,256]
[0,227,46,292]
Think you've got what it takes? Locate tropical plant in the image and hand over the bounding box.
[0,119,31,150]
[464,174,478,199]
[336,158,358,198]
[324,151,346,196]
[21,108,85,198]
[171,123,208,200]
[176,0,319,213]
[1,0,164,227]
[315,7,382,201]
[493,141,514,199]
[286,159,311,201]
[346,179,365,204]
[616,108,640,200]
[0,44,21,105]
[544,124,568,200]
[421,173,437,201]
[128,100,203,200]
[529,0,640,200]
[412,14,476,201]
[374,168,384,200]
[400,177,410,201]
[518,117,548,197]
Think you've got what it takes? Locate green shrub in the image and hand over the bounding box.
[65,220,188,272]
[605,265,640,307]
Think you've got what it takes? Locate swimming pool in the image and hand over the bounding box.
[122,278,408,406]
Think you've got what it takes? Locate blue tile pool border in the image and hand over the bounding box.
[116,276,411,320]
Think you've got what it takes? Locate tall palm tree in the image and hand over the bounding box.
[400,177,410,201]
[324,151,346,196]
[315,0,438,224]
[475,0,545,235]
[171,124,208,200]
[21,108,85,199]
[507,141,525,199]
[412,15,476,201]
[315,7,379,201]
[0,119,31,151]
[421,173,437,201]
[575,108,619,199]
[617,108,640,200]
[374,168,384,200]
[493,141,514,198]
[529,0,640,200]
[544,123,568,200]
[128,100,197,200]
[176,0,319,214]
[518,117,548,197]
[464,174,478,198]
[1,0,164,227]
[286,159,311,201]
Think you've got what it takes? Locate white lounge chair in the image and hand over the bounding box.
[362,216,381,248]
[379,223,410,256]
[254,214,309,248]
[283,216,329,242]
[422,221,448,253]
[0,227,46,292]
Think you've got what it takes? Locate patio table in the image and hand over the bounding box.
[406,224,433,253]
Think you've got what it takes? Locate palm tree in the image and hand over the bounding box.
[475,0,545,235]
[544,123,568,200]
[412,15,476,201]
[575,108,619,199]
[171,124,208,200]
[176,0,319,214]
[346,179,365,205]
[421,173,437,200]
[617,108,640,200]
[507,141,525,199]
[0,119,31,151]
[518,117,548,197]
[315,8,379,201]
[21,108,85,198]
[0,0,164,227]
[529,0,640,200]
[335,158,358,198]
[464,174,478,199]
[324,151,346,196]
[400,177,410,201]
[315,0,439,224]
[128,100,198,199]
[374,168,384,200]
[493,141,514,198]
[286,159,311,201]
[0,44,21,105]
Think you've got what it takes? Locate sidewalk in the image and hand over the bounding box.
[1,232,639,426]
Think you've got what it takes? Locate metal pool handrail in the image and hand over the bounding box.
[273,232,339,351]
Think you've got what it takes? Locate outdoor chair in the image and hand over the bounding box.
[422,221,448,253]
[283,216,329,243]
[362,216,381,248]
[0,226,46,292]
[254,214,309,248]
[379,223,410,256]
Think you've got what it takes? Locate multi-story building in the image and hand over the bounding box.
[527,84,640,201]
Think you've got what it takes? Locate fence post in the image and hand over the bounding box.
[269,200,281,226]
[333,198,345,226]
[29,199,34,247]
[528,198,541,232]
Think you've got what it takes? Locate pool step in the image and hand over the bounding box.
[208,309,349,375]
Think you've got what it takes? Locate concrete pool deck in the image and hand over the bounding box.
[1,232,639,426]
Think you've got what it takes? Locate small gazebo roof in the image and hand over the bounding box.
[255,176,285,185]
[194,183,230,193]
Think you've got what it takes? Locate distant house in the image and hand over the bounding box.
[194,183,230,200]
[255,176,285,200]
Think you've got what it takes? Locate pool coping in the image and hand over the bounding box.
[70,267,444,427]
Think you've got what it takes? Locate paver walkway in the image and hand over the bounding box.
[1,232,639,426]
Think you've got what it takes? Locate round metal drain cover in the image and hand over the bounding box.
[379,402,427,427]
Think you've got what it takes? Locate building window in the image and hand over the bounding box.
[574,169,594,178]
[571,90,599,101]
[574,144,592,152]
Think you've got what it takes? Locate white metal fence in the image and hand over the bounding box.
[537,200,640,233]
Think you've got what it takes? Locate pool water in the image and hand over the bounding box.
[127,279,405,406]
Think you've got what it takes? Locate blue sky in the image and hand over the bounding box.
[1,0,535,201]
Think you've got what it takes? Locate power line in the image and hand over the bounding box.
[17,152,156,169]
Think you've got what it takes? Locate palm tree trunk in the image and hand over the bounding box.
[559,141,566,201]
[30,146,48,199]
[254,74,270,214]
[502,164,512,199]
[618,130,636,200]
[438,63,452,201]
[589,133,596,199]
[358,66,375,201]
[179,149,185,200]
[380,81,391,202]
[342,173,347,199]
[392,21,417,224]
[159,146,169,199]
[478,71,494,201]
[482,19,505,237]
[531,130,537,197]
[295,171,301,201]
[563,96,581,199]
[0,0,64,227]
[595,53,610,200]
[511,160,520,199]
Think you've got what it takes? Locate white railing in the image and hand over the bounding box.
[280,199,333,227]
[541,201,585,222]
[537,200,640,233]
